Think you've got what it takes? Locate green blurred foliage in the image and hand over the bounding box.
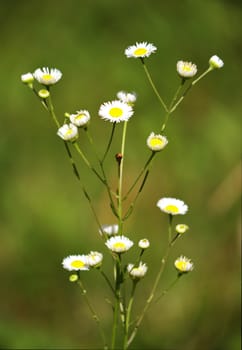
[0,0,241,349]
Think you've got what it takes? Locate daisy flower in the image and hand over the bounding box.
[117,91,137,105]
[98,100,134,123]
[147,132,168,152]
[175,224,189,234]
[21,72,34,84]
[105,235,134,253]
[87,251,103,267]
[174,256,194,273]
[125,42,157,58]
[57,123,78,141]
[209,55,224,69]
[99,224,119,236]
[138,238,150,249]
[176,61,197,78]
[69,110,90,127]
[33,67,62,85]
[157,197,188,215]
[62,255,90,271]
[127,262,148,279]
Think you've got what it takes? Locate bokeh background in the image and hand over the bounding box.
[0,0,241,349]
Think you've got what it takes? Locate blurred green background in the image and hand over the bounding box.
[0,0,241,349]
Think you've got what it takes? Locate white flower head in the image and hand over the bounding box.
[209,55,224,69]
[138,239,150,249]
[157,197,188,215]
[57,123,78,141]
[175,224,189,234]
[117,91,137,105]
[127,262,148,280]
[174,256,194,274]
[125,42,157,58]
[87,251,103,267]
[62,255,90,271]
[105,235,134,253]
[147,132,168,152]
[33,67,62,85]
[177,61,197,78]
[21,72,34,84]
[99,224,119,237]
[98,100,134,123]
[69,110,90,127]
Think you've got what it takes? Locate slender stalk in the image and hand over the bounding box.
[84,128,118,217]
[155,275,182,303]
[169,67,212,114]
[123,281,137,350]
[77,279,108,349]
[74,142,104,183]
[127,215,174,348]
[117,121,128,227]
[112,256,122,349]
[123,152,156,200]
[102,123,116,164]
[141,59,168,113]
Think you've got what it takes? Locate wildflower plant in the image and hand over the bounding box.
[21,42,223,349]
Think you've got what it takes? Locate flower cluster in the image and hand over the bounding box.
[21,40,224,349]
[62,251,103,271]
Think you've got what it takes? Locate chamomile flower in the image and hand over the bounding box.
[21,72,34,84]
[87,251,103,268]
[117,91,137,105]
[99,224,119,236]
[57,123,78,141]
[127,262,148,280]
[176,61,197,78]
[105,235,134,253]
[33,67,62,85]
[138,239,150,249]
[69,110,90,127]
[147,132,168,152]
[175,224,189,234]
[98,100,134,123]
[62,255,90,271]
[157,197,188,215]
[209,55,224,69]
[174,256,194,274]
[125,42,157,58]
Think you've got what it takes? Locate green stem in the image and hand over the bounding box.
[117,121,128,228]
[77,279,108,349]
[102,123,116,163]
[47,91,61,128]
[141,58,168,113]
[155,275,182,303]
[169,67,212,114]
[84,128,118,217]
[127,215,174,347]
[111,256,122,349]
[123,281,137,350]
[73,142,104,183]
[123,152,156,200]
[161,80,185,132]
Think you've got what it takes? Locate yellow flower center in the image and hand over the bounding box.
[42,74,52,81]
[109,107,123,118]
[150,138,164,147]
[182,64,192,72]
[65,129,74,135]
[134,48,148,56]
[164,204,179,213]
[76,114,86,120]
[71,260,85,268]
[113,242,126,250]
[176,261,187,271]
